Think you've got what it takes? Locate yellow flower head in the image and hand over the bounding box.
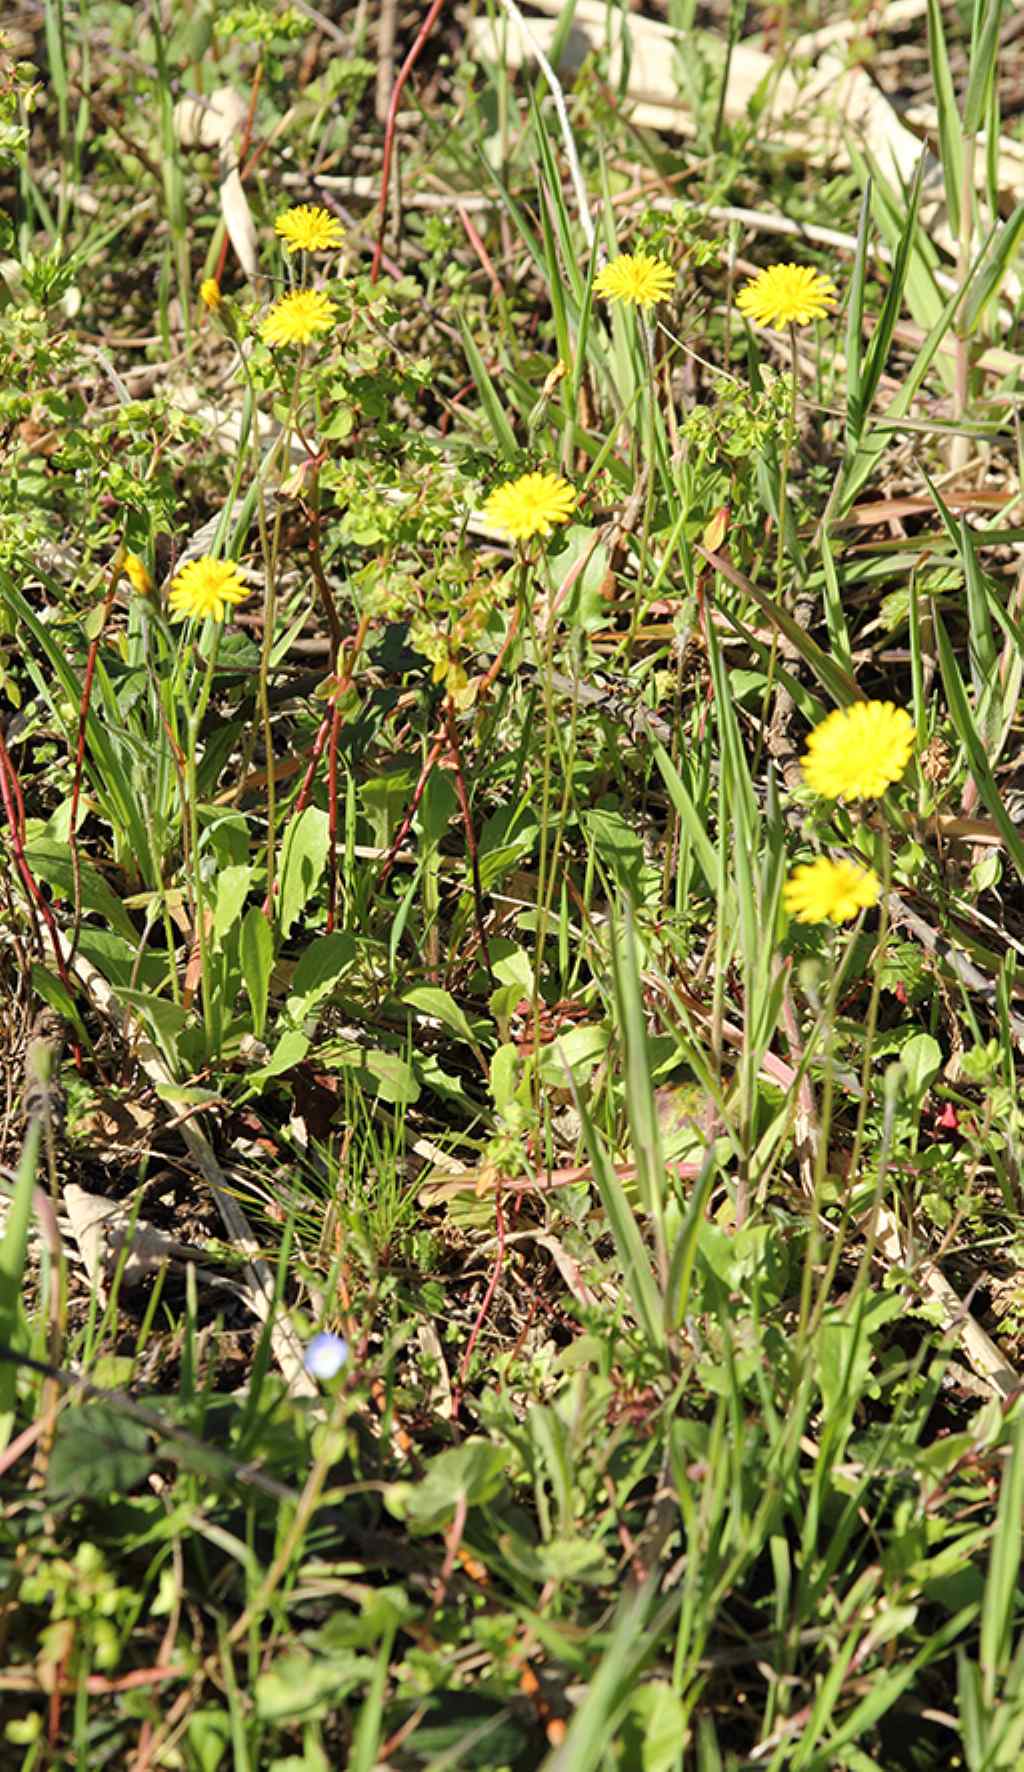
[593,251,675,308]
[482,471,576,542]
[736,263,837,330]
[169,556,249,623]
[783,857,881,925]
[802,701,915,800]
[260,288,337,348]
[274,205,345,254]
[199,277,222,312]
[123,553,153,597]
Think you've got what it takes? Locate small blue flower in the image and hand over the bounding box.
[305,1332,348,1381]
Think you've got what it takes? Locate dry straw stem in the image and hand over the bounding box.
[41,931,317,1400]
[872,1207,1020,1401]
[174,86,258,280]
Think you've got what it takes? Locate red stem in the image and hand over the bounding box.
[376,730,445,888]
[0,730,77,1004]
[371,0,448,283]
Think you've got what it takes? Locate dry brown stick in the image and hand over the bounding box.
[376,0,398,123]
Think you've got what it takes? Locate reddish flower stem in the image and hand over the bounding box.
[371,0,448,283]
[0,729,77,1005]
[376,730,445,888]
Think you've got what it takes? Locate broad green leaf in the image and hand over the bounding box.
[255,1649,372,1723]
[245,1027,310,1085]
[286,931,357,1023]
[385,1439,507,1533]
[25,840,138,943]
[46,1403,154,1499]
[277,806,330,941]
[403,986,479,1046]
[239,905,274,1039]
[116,987,190,1056]
[899,1032,942,1107]
[211,862,252,946]
[537,1022,609,1087]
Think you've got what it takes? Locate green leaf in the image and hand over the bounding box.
[361,767,416,848]
[28,963,88,1044]
[652,741,718,896]
[584,807,648,901]
[964,201,1024,336]
[255,1648,373,1723]
[239,906,274,1040]
[385,1439,508,1533]
[403,986,479,1047]
[545,525,610,633]
[818,1292,904,1421]
[359,1049,420,1106]
[536,1022,609,1087]
[245,1028,310,1085]
[115,987,190,1056]
[0,1122,39,1446]
[210,863,253,946]
[981,1414,1024,1691]
[620,1681,689,1772]
[926,0,964,238]
[899,1032,942,1107]
[186,1710,233,1772]
[286,931,357,1023]
[845,152,928,453]
[46,1403,154,1499]
[277,806,330,941]
[24,839,138,943]
[458,312,518,458]
[934,609,1024,880]
[963,0,1004,136]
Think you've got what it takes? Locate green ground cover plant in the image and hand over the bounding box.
[2,0,1024,1765]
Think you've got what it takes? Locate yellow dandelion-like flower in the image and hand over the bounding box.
[593,251,675,309]
[259,288,337,348]
[169,556,249,623]
[123,553,153,596]
[783,857,881,926]
[274,205,345,255]
[482,471,577,542]
[199,277,221,312]
[736,263,837,330]
[802,701,915,801]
